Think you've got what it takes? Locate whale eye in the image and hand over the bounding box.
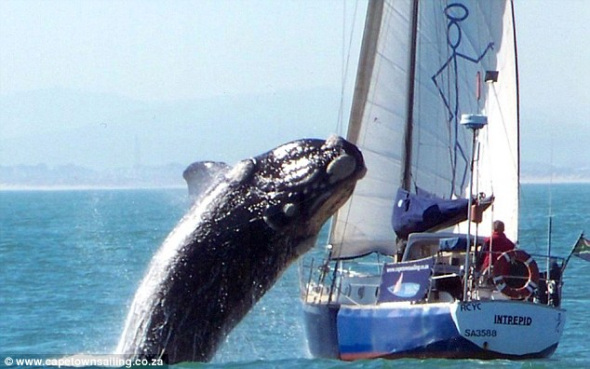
[282,202,298,217]
[263,202,298,231]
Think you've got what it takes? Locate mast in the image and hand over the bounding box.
[401,0,419,191]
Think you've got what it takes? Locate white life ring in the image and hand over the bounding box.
[492,249,539,299]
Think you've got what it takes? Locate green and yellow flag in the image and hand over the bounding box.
[572,234,590,261]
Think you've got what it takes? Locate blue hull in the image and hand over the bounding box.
[302,302,558,360]
[302,303,340,358]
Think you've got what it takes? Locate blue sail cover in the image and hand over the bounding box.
[392,188,469,239]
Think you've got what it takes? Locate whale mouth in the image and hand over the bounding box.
[307,169,359,220]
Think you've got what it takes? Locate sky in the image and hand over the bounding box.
[0,0,589,173]
[0,0,353,100]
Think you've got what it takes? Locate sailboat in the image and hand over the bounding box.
[299,0,573,360]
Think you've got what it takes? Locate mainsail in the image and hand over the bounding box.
[330,0,519,259]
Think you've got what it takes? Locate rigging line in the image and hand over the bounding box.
[490,86,518,176]
[548,133,555,216]
[336,0,361,136]
[477,94,496,243]
[521,121,556,255]
[547,130,555,248]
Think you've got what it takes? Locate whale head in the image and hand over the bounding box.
[223,135,366,254]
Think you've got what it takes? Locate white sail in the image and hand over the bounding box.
[329,0,415,258]
[330,0,519,258]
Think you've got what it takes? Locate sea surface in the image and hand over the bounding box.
[1,183,589,368]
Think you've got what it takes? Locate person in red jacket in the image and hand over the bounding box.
[479,220,515,272]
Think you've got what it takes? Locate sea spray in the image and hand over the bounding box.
[115,181,230,357]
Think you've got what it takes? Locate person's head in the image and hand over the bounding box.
[493,220,505,233]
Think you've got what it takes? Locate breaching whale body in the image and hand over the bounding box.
[116,136,366,364]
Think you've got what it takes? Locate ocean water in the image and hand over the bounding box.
[1,184,589,368]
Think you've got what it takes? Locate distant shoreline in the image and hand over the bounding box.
[0,185,186,192]
[1,180,589,192]
[520,178,590,184]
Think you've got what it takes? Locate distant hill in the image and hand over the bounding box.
[0,87,344,171]
[0,163,187,190]
[521,161,590,183]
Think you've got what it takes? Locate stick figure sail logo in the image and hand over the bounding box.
[431,3,494,196]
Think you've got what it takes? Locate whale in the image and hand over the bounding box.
[116,136,365,364]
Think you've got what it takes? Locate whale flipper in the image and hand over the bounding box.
[182,161,230,200]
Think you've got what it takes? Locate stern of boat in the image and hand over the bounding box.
[451,300,565,358]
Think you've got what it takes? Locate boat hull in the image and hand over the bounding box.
[303,300,565,360]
